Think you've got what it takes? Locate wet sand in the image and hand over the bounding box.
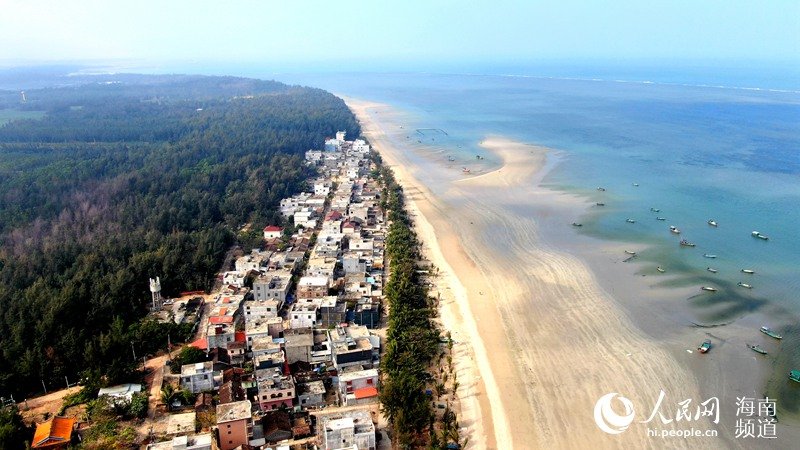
[347,98,730,449]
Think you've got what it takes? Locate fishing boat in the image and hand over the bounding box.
[738,282,753,289]
[624,250,636,255]
[790,370,800,383]
[708,219,718,227]
[698,340,711,353]
[701,286,717,292]
[748,344,768,355]
[741,269,755,274]
[657,266,666,273]
[760,326,782,339]
[669,225,681,234]
[596,202,606,206]
[703,253,717,258]
[626,218,636,223]
[679,239,696,247]
[650,207,661,212]
[752,231,769,240]
[572,222,583,227]
[706,267,718,273]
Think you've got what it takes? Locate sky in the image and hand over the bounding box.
[0,0,797,70]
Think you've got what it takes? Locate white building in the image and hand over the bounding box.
[289,298,322,328]
[180,362,222,393]
[252,271,293,303]
[243,297,281,323]
[338,369,379,406]
[352,139,370,154]
[322,409,376,450]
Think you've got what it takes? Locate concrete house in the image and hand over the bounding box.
[216,400,252,450]
[263,225,283,240]
[180,362,222,394]
[252,271,292,303]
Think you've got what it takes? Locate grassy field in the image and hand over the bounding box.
[0,109,46,126]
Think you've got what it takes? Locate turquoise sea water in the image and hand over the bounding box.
[274,72,800,395]
[279,72,800,313]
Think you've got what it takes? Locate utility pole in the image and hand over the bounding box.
[41,379,47,394]
[131,341,137,361]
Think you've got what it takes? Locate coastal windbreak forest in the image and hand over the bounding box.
[0,75,359,396]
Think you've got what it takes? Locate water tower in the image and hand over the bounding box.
[149,277,162,309]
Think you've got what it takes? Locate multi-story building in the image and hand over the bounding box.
[242,297,281,323]
[322,410,376,450]
[296,276,329,298]
[216,401,252,450]
[255,370,296,411]
[337,368,379,406]
[288,298,322,328]
[319,296,347,327]
[180,362,222,394]
[252,271,292,303]
[283,328,314,364]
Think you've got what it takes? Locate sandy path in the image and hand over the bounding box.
[348,99,725,449]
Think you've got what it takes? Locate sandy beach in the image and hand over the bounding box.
[347,98,731,449]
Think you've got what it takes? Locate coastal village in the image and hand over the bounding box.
[17,132,459,449]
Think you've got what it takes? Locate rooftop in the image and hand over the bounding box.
[216,400,252,423]
[32,416,74,448]
[181,361,214,376]
[166,412,196,435]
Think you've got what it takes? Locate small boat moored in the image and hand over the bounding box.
[656,217,666,221]
[680,239,696,247]
[597,187,606,191]
[752,231,769,240]
[632,183,639,187]
[698,340,711,353]
[572,222,583,227]
[462,167,471,173]
[703,253,717,258]
[761,326,783,340]
[741,269,755,274]
[708,219,718,227]
[706,267,718,273]
[669,225,681,234]
[650,207,660,212]
[596,202,605,206]
[624,250,636,255]
[701,286,717,292]
[656,266,666,273]
[738,282,753,289]
[626,218,636,223]
[790,370,800,383]
[748,344,768,355]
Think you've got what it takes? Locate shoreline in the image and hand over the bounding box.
[348,98,729,449]
[348,99,505,448]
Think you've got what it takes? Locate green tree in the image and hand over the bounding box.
[0,406,30,450]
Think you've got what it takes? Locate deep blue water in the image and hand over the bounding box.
[271,72,800,322]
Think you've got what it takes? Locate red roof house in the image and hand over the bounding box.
[263,225,283,239]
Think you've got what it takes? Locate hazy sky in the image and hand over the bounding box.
[0,0,797,67]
